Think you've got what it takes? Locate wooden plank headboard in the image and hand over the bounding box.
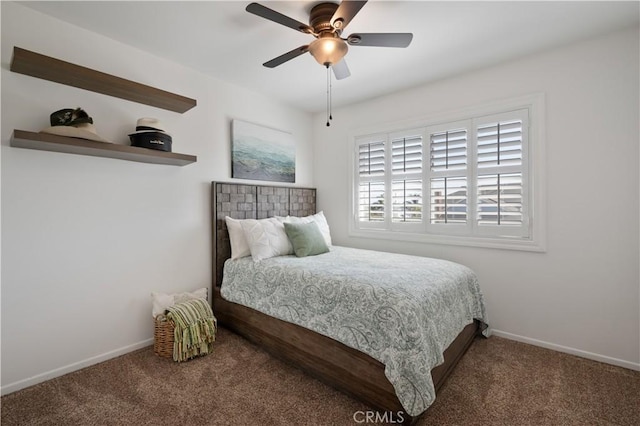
[211,181,316,289]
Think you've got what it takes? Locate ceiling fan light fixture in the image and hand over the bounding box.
[246,0,414,127]
[309,37,348,66]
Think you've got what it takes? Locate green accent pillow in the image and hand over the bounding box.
[284,221,330,257]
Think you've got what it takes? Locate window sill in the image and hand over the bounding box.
[349,228,546,252]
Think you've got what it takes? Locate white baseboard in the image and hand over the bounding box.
[3,331,638,395]
[491,329,640,371]
[1,338,154,396]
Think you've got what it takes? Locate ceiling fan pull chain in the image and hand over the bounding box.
[329,66,333,122]
[326,64,331,127]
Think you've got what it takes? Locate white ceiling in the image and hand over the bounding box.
[20,1,640,113]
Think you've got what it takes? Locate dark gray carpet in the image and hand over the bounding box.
[2,327,638,425]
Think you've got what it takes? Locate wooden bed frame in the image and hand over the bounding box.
[211,182,480,425]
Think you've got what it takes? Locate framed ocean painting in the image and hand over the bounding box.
[231,119,295,183]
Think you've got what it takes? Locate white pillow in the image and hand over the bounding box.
[151,287,208,318]
[225,216,251,259]
[284,211,332,246]
[240,217,293,261]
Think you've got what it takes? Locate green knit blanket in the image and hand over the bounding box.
[166,298,217,362]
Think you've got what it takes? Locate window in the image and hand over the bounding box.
[357,138,385,226]
[427,121,469,232]
[350,95,545,251]
[474,111,528,238]
[390,130,423,226]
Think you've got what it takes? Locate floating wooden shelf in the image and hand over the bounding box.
[11,130,197,166]
[10,47,197,113]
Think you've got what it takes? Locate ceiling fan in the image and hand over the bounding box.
[246,0,413,80]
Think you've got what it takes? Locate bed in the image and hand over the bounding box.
[211,181,487,424]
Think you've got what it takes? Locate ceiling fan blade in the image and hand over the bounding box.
[347,33,413,48]
[263,45,310,68]
[331,0,368,31]
[246,3,313,34]
[332,59,351,80]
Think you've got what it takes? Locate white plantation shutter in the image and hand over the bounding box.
[356,137,387,226]
[359,141,385,177]
[358,181,385,222]
[392,135,422,174]
[475,109,529,237]
[391,132,423,224]
[427,123,469,230]
[477,120,523,169]
[477,173,523,225]
[430,129,467,172]
[430,177,467,224]
[392,179,422,223]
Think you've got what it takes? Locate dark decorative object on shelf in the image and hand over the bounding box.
[40,107,111,143]
[129,118,173,152]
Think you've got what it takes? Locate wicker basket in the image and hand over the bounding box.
[154,315,174,359]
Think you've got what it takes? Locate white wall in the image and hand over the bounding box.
[0,2,313,393]
[313,26,640,369]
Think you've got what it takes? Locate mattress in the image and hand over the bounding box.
[220,245,488,416]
